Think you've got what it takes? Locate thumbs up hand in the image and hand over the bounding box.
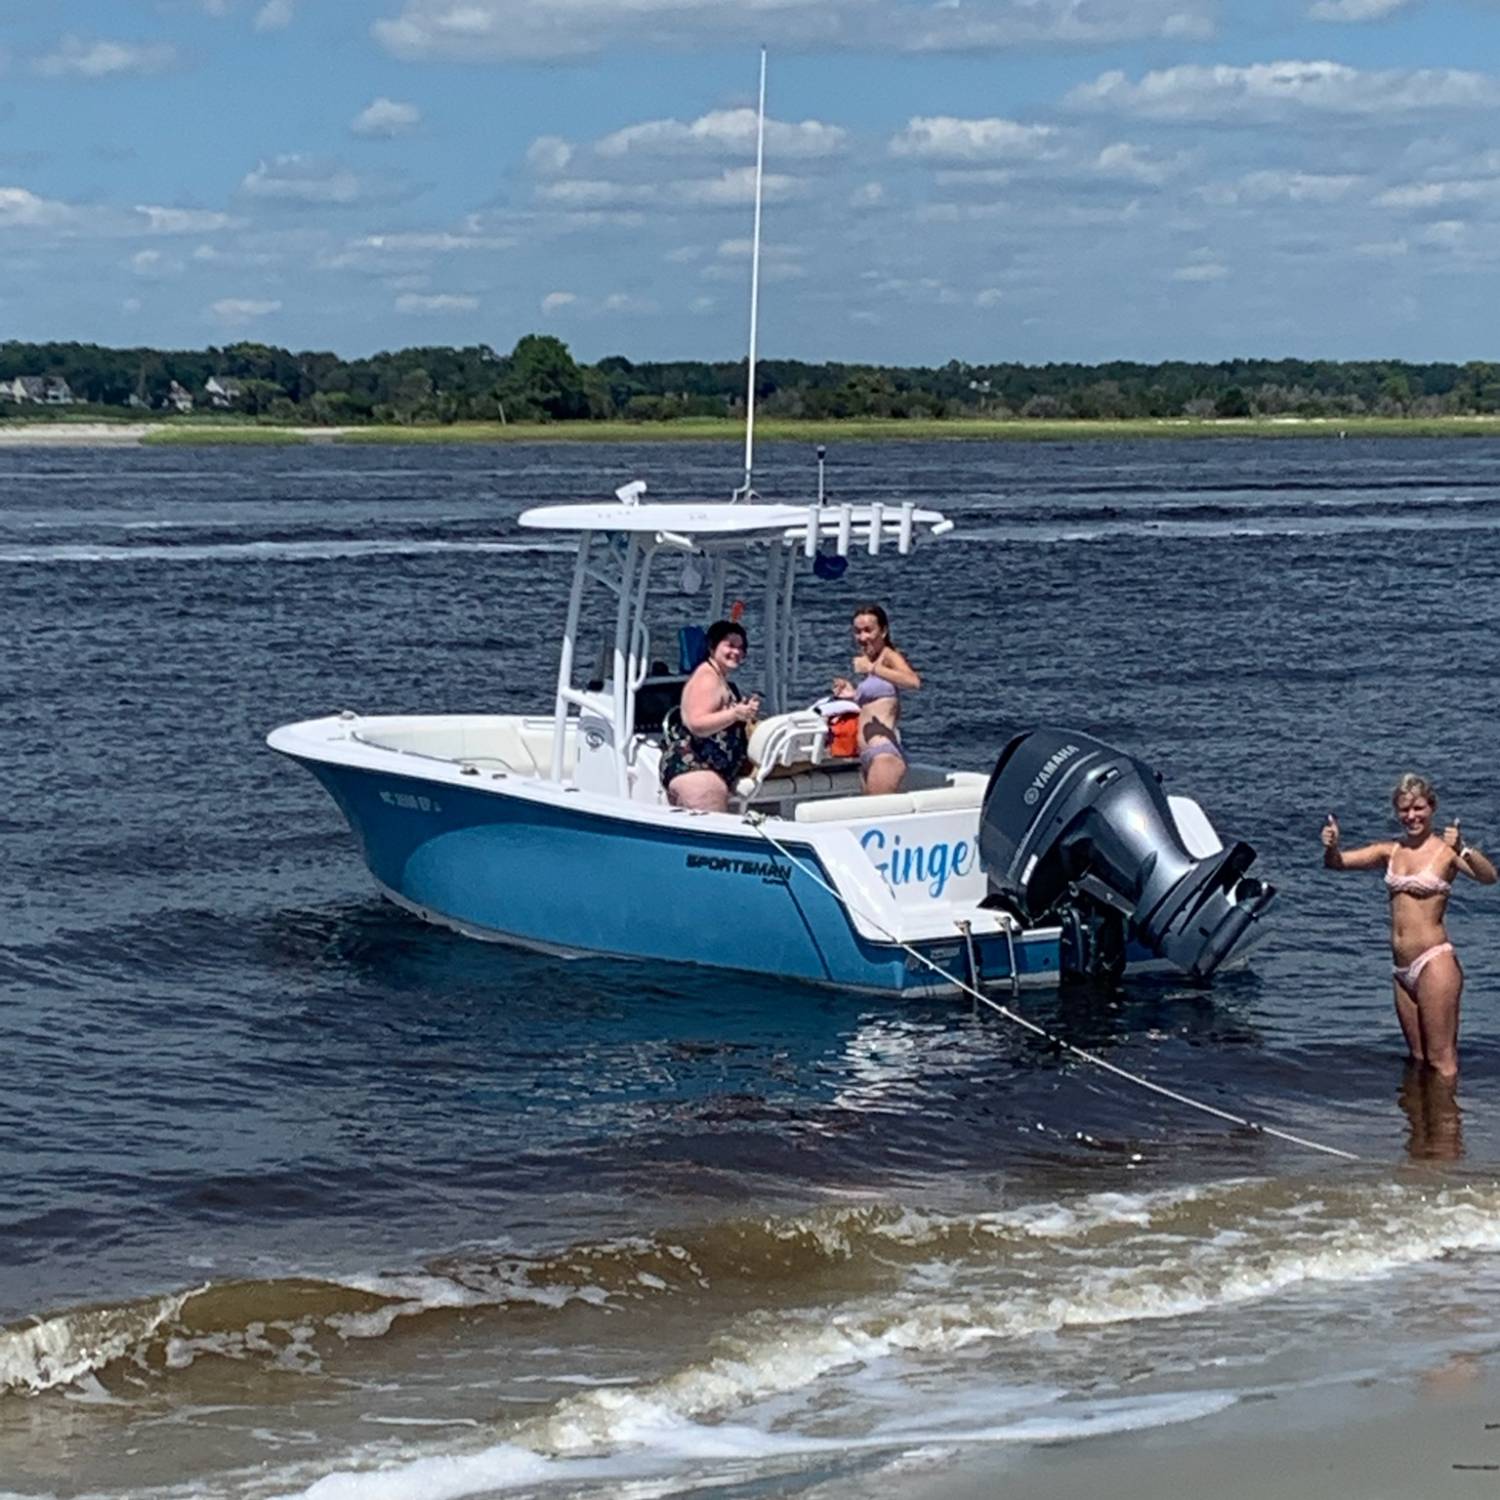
[1321,812,1340,850]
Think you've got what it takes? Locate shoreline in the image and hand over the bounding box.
[899,1353,1500,1500]
[3,415,1500,447]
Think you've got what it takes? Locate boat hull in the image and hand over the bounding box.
[293,754,1061,996]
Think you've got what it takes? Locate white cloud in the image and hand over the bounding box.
[130,249,183,279]
[1228,169,1363,202]
[0,186,80,230]
[1094,142,1182,185]
[536,168,806,210]
[356,231,513,253]
[597,109,846,160]
[193,242,283,268]
[1309,0,1411,19]
[241,155,364,205]
[353,97,422,138]
[601,292,659,314]
[372,0,1214,62]
[210,297,282,325]
[975,288,1005,307]
[526,136,574,175]
[1171,261,1229,281]
[0,188,241,239]
[702,256,806,283]
[255,0,297,31]
[33,36,177,79]
[541,291,577,314]
[851,181,885,208]
[1377,177,1500,209]
[1066,61,1500,120]
[715,237,800,261]
[889,117,1057,162]
[395,292,479,312]
[135,205,237,234]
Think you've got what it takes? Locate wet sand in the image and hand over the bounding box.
[904,1358,1500,1500]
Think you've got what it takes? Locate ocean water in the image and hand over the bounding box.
[3,436,1500,1499]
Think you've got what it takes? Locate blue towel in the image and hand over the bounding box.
[678,624,708,673]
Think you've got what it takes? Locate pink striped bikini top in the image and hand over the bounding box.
[1385,859,1451,897]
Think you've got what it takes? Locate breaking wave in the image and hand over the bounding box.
[10,1174,1500,1411]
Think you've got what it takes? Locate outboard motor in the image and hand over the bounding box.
[978,728,1274,982]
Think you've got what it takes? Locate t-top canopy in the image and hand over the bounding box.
[517,500,952,555]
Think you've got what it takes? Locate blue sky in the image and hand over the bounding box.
[2,0,1498,364]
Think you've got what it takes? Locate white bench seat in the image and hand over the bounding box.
[792,774,987,824]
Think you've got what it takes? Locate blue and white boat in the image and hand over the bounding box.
[268,53,1273,995]
[268,494,1274,996]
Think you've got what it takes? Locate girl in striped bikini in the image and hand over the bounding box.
[1323,774,1496,1078]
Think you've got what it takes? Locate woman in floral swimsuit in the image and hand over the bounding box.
[660,620,760,813]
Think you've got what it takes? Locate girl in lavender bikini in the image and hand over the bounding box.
[831,603,921,796]
[1322,774,1496,1078]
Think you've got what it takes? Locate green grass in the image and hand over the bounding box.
[9,413,1500,445]
[141,425,309,446]
[331,419,742,443]
[330,415,1500,443]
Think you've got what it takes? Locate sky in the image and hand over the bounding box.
[2,1,1499,366]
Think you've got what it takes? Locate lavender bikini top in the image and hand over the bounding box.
[854,672,899,705]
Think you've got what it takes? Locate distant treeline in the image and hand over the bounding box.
[4,335,1500,423]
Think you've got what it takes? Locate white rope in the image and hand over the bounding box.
[745,815,1359,1162]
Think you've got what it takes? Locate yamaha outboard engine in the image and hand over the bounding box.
[978,728,1274,981]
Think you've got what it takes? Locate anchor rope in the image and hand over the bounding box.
[744,814,1359,1163]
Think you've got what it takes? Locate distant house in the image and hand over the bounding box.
[162,380,195,414]
[204,375,244,409]
[1,374,74,404]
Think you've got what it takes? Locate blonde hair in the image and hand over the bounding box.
[1391,772,1438,810]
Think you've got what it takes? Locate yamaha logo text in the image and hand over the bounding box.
[1023,743,1080,806]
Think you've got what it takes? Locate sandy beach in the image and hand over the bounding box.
[898,1357,1500,1500]
[0,421,157,445]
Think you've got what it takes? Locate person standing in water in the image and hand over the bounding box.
[830,603,921,796]
[1322,774,1495,1078]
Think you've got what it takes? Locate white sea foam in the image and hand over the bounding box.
[964,512,1500,545]
[504,1180,1500,1464]
[0,1287,200,1396]
[266,1389,1237,1500]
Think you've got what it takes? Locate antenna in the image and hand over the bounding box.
[732,48,767,504]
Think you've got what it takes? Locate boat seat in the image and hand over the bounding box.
[792,774,987,823]
[734,711,856,804]
[795,792,917,822]
[908,782,985,813]
[745,765,865,805]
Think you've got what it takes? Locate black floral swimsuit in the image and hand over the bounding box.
[660,681,749,790]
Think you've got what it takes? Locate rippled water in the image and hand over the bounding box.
[3,437,1500,1499]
